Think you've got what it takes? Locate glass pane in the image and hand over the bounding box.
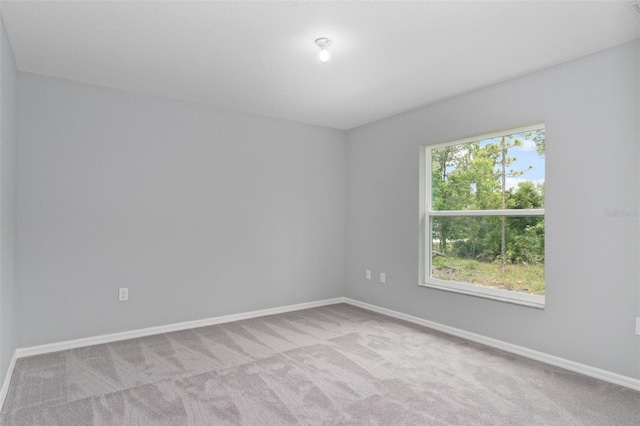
[431,216,545,295]
[431,129,545,211]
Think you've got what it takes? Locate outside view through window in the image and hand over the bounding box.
[430,127,545,295]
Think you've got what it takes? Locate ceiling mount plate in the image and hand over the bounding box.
[315,38,332,49]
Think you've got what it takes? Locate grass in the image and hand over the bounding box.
[432,256,545,295]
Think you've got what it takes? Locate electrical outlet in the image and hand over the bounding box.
[366,269,371,280]
[380,272,386,283]
[636,318,640,336]
[119,287,129,302]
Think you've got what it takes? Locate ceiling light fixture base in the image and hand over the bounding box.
[315,38,332,49]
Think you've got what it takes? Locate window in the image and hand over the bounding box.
[420,124,546,308]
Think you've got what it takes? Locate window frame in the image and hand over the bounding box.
[419,123,546,309]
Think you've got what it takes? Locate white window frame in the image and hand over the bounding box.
[419,123,546,309]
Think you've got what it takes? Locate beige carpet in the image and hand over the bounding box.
[1,304,639,425]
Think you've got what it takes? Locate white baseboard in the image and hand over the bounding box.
[5,294,638,411]
[16,297,346,358]
[0,350,18,412]
[344,298,640,392]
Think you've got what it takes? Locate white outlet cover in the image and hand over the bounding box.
[366,270,371,280]
[119,288,129,301]
[636,318,640,336]
[380,273,386,283]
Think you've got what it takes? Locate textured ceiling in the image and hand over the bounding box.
[2,1,639,130]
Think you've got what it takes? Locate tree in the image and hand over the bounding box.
[431,145,458,252]
[528,128,546,157]
[485,135,531,269]
[506,182,545,264]
[431,144,477,252]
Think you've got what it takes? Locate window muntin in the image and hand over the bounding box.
[423,124,545,308]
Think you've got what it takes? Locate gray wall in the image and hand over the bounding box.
[17,73,346,347]
[9,37,640,381]
[0,15,18,385]
[345,41,640,379]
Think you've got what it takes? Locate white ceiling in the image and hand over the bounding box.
[2,1,639,130]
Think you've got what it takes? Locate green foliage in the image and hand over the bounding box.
[430,129,545,291]
[507,180,543,209]
[527,128,546,157]
[507,219,545,265]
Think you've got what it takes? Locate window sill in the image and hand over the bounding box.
[420,279,545,309]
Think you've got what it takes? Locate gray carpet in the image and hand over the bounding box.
[1,304,638,425]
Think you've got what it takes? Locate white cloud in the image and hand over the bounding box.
[516,137,536,152]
